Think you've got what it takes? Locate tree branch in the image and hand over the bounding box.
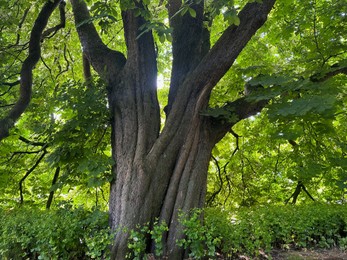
[230,129,241,156]
[191,0,276,94]
[5,7,30,49]
[121,3,157,72]
[19,136,46,146]
[208,62,347,141]
[0,0,63,142]
[302,184,316,202]
[206,156,224,205]
[310,65,347,82]
[0,103,15,108]
[70,0,126,79]
[55,43,70,79]
[10,139,47,164]
[12,150,43,156]
[166,0,208,114]
[1,80,20,88]
[285,181,315,204]
[42,1,66,40]
[46,167,60,209]
[19,149,47,204]
[208,95,268,144]
[119,6,161,154]
[162,0,276,147]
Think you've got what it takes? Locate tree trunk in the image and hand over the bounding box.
[70,0,276,258]
[109,99,221,259]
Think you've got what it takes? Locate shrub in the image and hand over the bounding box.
[203,204,347,258]
[0,205,112,259]
[126,219,168,259]
[177,209,221,259]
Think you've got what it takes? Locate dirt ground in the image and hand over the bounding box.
[268,249,347,260]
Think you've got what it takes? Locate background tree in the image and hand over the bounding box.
[206,0,347,208]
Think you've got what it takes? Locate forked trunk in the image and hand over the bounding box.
[69,0,276,258]
[109,104,219,259]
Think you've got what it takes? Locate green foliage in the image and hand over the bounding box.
[2,204,347,259]
[177,209,221,259]
[126,219,168,259]
[176,205,347,258]
[203,205,347,257]
[207,108,347,208]
[127,226,148,259]
[89,1,118,34]
[150,220,169,257]
[222,7,240,26]
[0,78,112,208]
[201,105,238,123]
[0,205,112,259]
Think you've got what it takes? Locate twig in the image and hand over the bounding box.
[1,80,20,87]
[0,103,15,108]
[19,149,47,204]
[19,136,46,146]
[230,128,240,156]
[55,43,70,79]
[207,156,223,205]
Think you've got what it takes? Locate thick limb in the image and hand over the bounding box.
[0,0,65,141]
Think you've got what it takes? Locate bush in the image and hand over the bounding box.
[0,204,112,259]
[177,209,221,259]
[203,204,347,258]
[126,219,168,259]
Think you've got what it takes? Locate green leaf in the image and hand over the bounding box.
[188,7,196,18]
[166,34,173,42]
[232,15,240,26]
[159,34,165,43]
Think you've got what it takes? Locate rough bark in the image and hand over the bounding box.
[165,0,209,115]
[70,0,276,259]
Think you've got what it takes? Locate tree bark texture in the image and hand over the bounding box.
[70,0,276,259]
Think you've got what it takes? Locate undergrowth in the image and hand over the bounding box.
[202,204,347,258]
[1,203,347,259]
[0,204,112,259]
